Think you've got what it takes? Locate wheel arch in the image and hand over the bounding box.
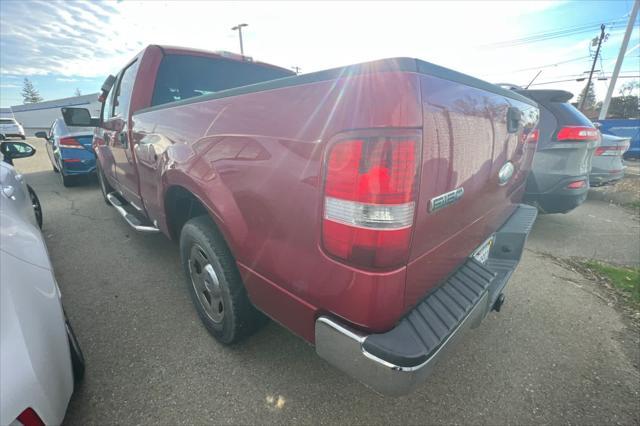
[163,182,245,259]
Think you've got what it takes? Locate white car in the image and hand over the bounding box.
[0,118,26,140]
[0,140,84,426]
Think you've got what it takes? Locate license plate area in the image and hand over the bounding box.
[472,235,494,265]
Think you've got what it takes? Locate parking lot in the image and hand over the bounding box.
[16,137,640,425]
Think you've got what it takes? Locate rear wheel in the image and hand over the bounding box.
[27,185,43,229]
[96,162,113,204]
[180,215,265,344]
[60,172,75,187]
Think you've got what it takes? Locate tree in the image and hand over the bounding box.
[74,88,82,97]
[619,81,639,97]
[577,81,597,112]
[21,78,43,104]
[607,95,639,119]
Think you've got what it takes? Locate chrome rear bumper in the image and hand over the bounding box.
[315,204,537,396]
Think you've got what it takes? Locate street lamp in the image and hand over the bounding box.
[231,23,248,56]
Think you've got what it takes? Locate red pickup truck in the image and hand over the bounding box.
[62,45,539,395]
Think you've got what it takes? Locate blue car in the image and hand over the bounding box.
[596,118,640,159]
[36,119,96,187]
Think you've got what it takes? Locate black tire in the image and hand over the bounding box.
[96,161,112,204]
[65,319,85,385]
[61,172,75,187]
[180,215,265,344]
[27,185,43,229]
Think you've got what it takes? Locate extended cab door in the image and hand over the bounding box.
[102,59,143,208]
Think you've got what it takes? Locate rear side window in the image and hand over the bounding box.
[547,102,593,127]
[151,54,293,107]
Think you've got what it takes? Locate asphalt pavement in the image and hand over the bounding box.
[13,138,640,425]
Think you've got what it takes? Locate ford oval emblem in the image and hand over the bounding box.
[498,162,514,186]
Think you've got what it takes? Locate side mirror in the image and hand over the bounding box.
[61,107,99,127]
[35,131,48,139]
[101,74,116,93]
[1,141,36,165]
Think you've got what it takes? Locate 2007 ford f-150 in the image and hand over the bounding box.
[63,45,539,395]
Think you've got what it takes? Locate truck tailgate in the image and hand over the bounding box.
[405,74,538,309]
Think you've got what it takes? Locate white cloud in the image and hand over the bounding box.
[1,0,636,101]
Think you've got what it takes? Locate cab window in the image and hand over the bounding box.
[112,59,139,118]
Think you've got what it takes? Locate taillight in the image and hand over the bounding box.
[566,180,587,189]
[16,408,44,426]
[59,136,83,148]
[322,134,419,269]
[525,128,539,144]
[556,126,599,142]
[595,145,627,156]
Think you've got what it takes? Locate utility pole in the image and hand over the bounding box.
[231,23,248,56]
[599,0,639,120]
[291,66,301,74]
[579,24,606,112]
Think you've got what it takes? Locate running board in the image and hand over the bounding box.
[106,192,160,233]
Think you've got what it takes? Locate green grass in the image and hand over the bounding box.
[626,200,640,210]
[584,260,640,305]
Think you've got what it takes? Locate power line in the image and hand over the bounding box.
[509,56,591,73]
[480,17,630,49]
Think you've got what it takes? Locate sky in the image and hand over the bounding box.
[0,0,638,108]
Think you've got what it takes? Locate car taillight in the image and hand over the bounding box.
[59,136,83,148]
[525,128,539,144]
[556,126,599,142]
[322,134,419,269]
[16,408,44,426]
[566,180,587,189]
[595,146,627,156]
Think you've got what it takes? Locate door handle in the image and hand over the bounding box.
[118,132,128,148]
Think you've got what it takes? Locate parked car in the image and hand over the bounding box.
[596,118,640,159]
[35,118,96,187]
[63,45,539,396]
[514,89,599,214]
[0,140,84,425]
[589,133,631,185]
[0,118,25,140]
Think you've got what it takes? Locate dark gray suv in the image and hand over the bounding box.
[515,89,599,214]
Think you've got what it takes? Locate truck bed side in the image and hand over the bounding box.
[129,57,537,342]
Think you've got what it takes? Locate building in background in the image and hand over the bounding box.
[10,93,100,136]
[0,107,14,120]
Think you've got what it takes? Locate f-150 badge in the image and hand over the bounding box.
[429,187,464,213]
